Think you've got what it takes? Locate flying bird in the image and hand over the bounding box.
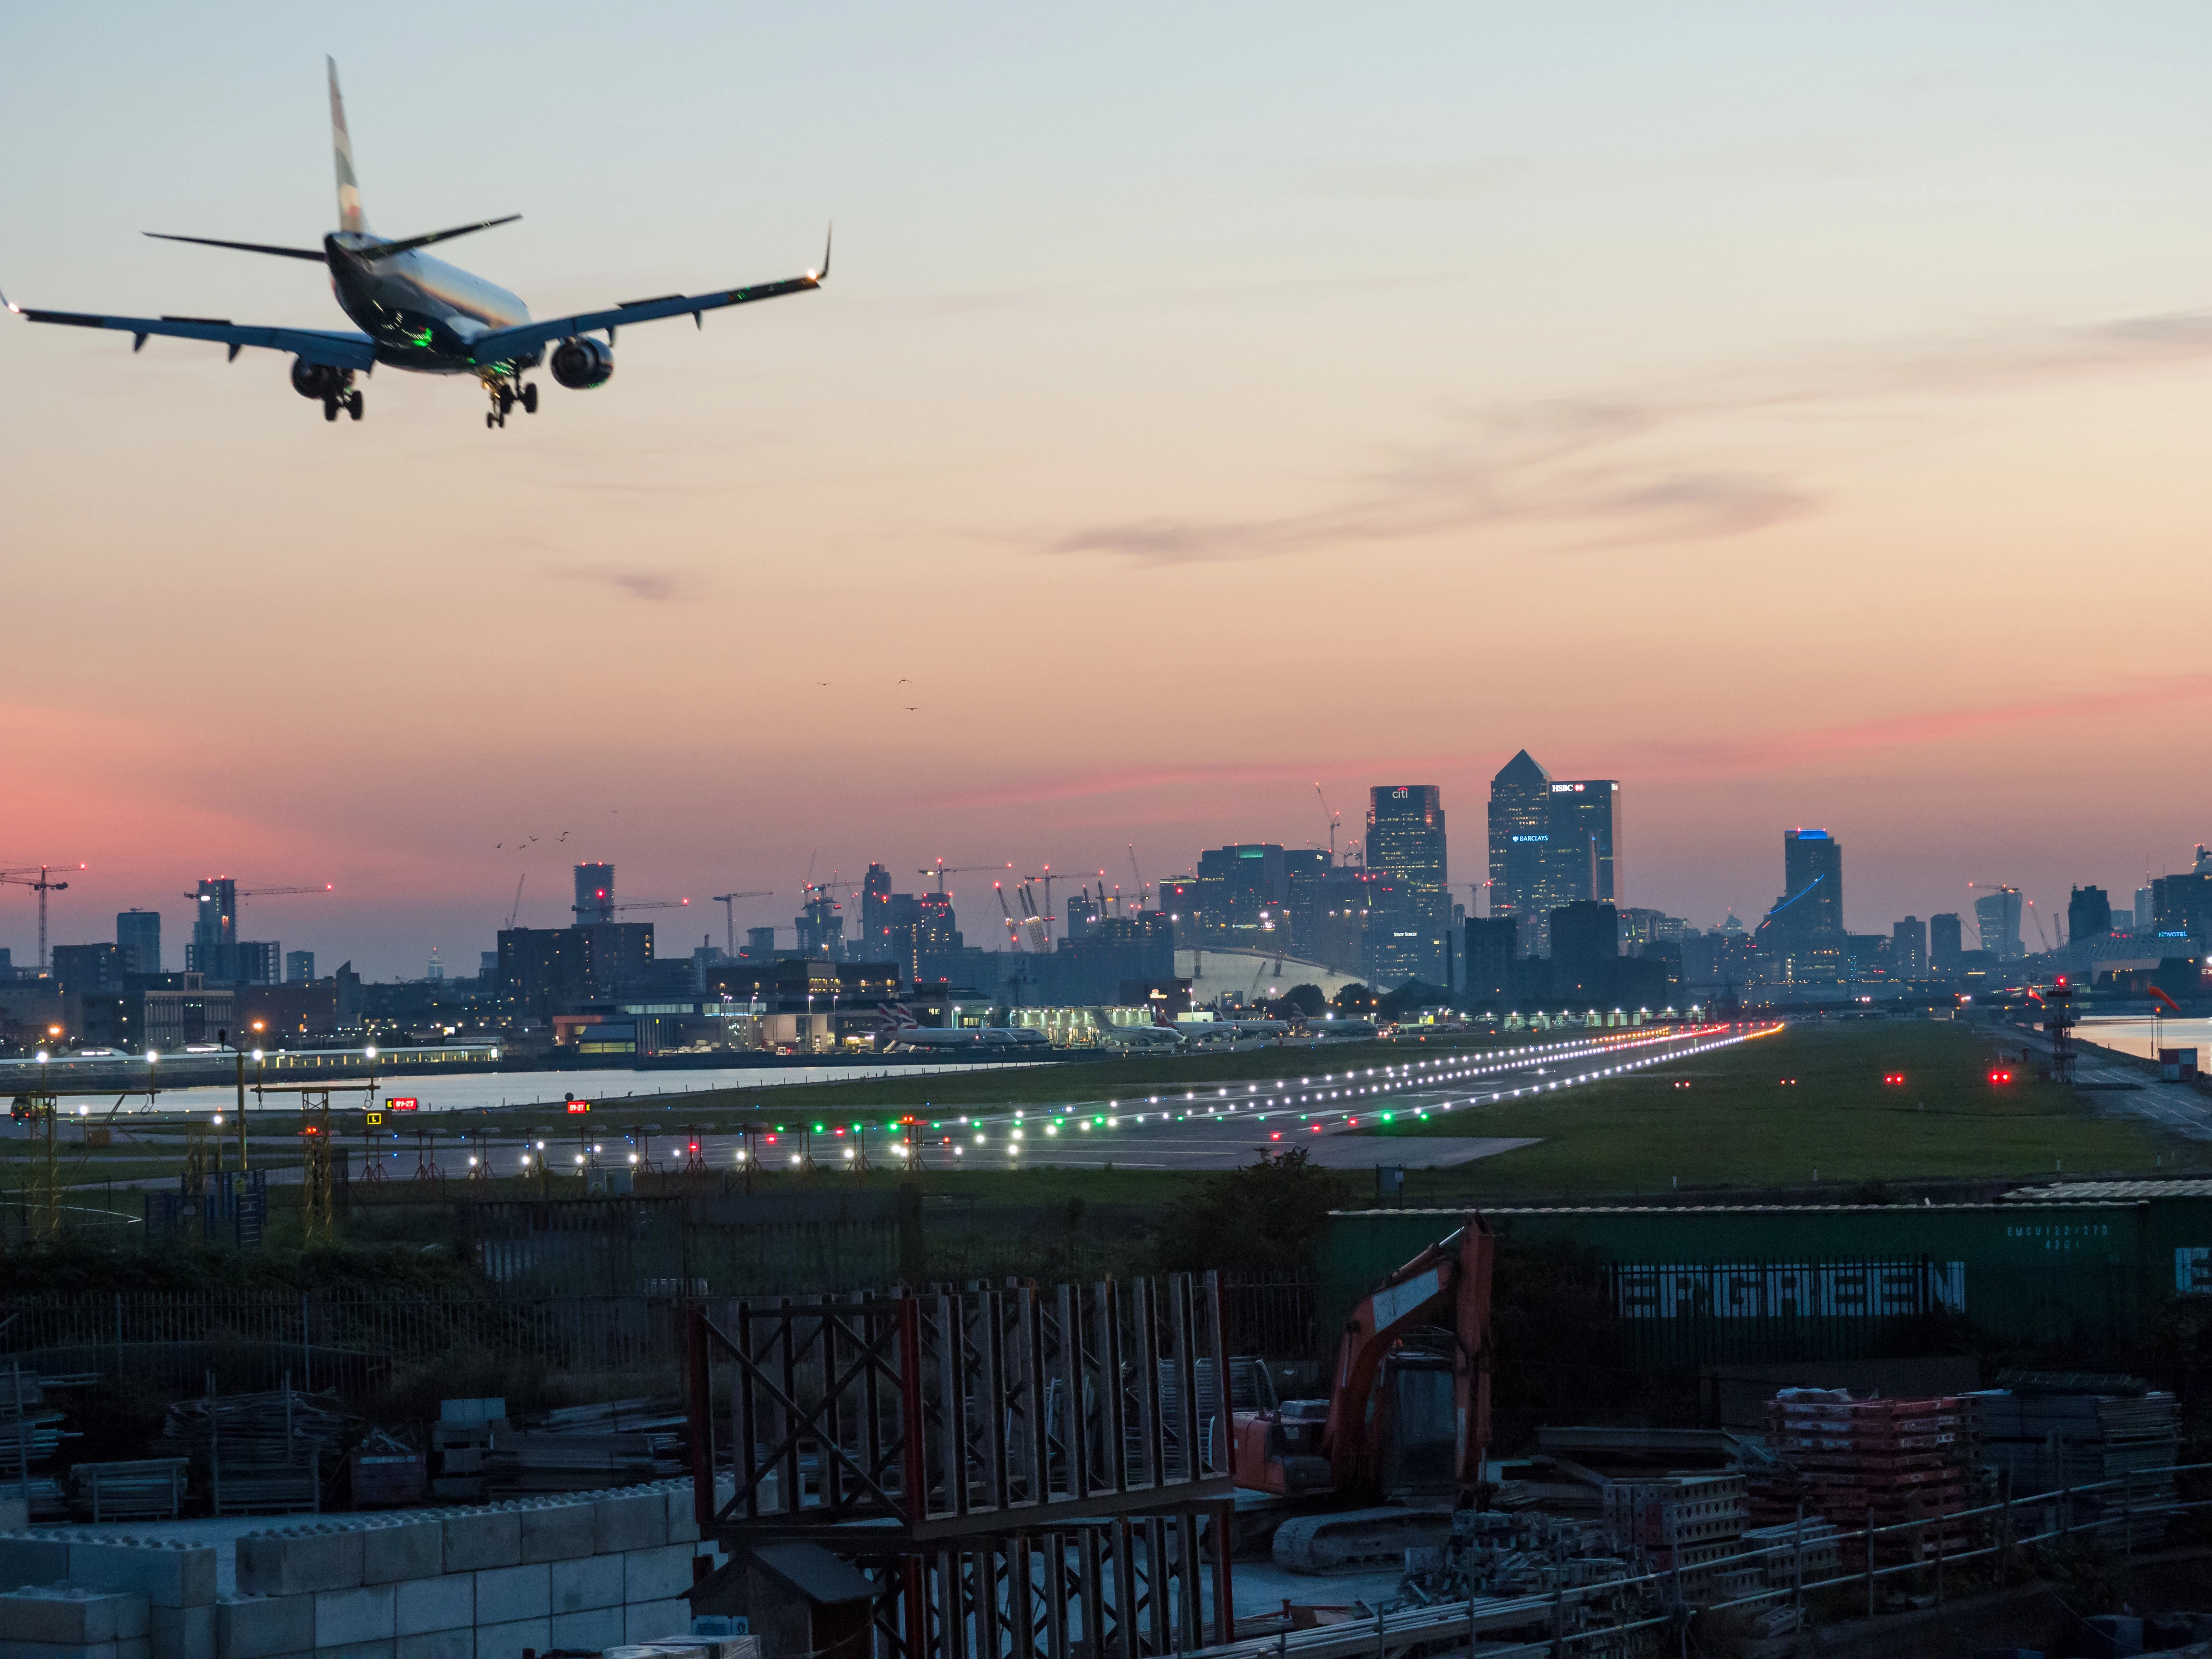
[558,830,569,841]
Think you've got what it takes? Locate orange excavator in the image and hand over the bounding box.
[1228,1215,1494,1570]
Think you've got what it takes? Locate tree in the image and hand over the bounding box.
[1333,982,1377,1015]
[1153,1146,1353,1276]
[1281,983,1327,1017]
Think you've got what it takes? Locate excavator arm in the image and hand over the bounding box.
[1323,1216,1493,1493]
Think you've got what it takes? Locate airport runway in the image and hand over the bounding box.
[43,1023,1774,1184]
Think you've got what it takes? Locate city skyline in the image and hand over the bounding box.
[6,6,2210,977]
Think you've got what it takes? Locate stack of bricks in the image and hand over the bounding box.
[0,1535,218,1659]
[1755,1395,1980,1566]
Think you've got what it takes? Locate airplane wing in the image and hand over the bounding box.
[5,295,376,369]
[461,238,828,367]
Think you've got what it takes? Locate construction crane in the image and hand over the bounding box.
[710,891,774,957]
[993,881,1024,951]
[591,898,691,915]
[1,864,84,973]
[917,861,1012,894]
[1127,844,1149,910]
[181,880,334,943]
[1315,783,1342,863]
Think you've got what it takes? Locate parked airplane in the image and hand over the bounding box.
[1092,1015,1185,1052]
[2,59,826,428]
[874,1003,1050,1054]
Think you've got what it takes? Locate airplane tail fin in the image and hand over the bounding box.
[327,57,367,233]
[877,1000,919,1030]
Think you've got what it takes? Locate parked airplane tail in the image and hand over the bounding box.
[328,57,367,233]
[877,1000,921,1030]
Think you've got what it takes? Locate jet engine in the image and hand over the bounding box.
[290,360,352,400]
[550,337,614,389]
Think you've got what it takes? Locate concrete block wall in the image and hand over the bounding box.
[0,1535,218,1659]
[227,1481,717,1659]
[4,1481,719,1659]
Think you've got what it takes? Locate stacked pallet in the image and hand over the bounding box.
[1753,1392,1980,1565]
[1977,1379,2180,1548]
[0,1368,72,1522]
[158,1386,349,1515]
[1740,1517,1843,1588]
[1603,1473,1746,1594]
[485,1396,686,1495]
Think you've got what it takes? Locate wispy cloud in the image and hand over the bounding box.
[1045,306,2212,568]
[554,565,700,603]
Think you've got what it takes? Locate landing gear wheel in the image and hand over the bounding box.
[347,392,364,421]
[324,399,340,422]
[497,386,515,417]
[521,383,538,415]
[486,412,496,429]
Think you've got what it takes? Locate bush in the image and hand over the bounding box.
[1153,1147,1351,1276]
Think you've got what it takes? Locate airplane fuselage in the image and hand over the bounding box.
[325,231,532,374]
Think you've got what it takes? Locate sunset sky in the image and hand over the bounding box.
[4,4,2210,977]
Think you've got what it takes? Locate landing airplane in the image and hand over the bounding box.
[1,59,826,429]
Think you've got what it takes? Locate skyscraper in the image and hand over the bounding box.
[1973,887,2023,960]
[116,909,161,975]
[1546,780,1624,905]
[1929,913,1964,973]
[574,863,615,925]
[1892,917,1927,979]
[1195,844,1289,948]
[861,864,893,956]
[1755,830,1845,986]
[286,950,316,984]
[1487,752,1551,931]
[1367,786,1449,986]
[187,878,238,979]
[2067,886,2112,944]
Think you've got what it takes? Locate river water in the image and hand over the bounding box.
[65,1060,1042,1118]
[2078,1016,2212,1062]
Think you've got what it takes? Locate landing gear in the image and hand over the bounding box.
[348,392,364,421]
[324,398,340,422]
[481,373,534,429]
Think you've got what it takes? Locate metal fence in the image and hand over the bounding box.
[0,1275,1322,1401]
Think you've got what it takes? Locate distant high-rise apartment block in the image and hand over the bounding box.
[1195,844,1289,950]
[235,941,281,986]
[116,909,160,975]
[1930,913,1964,973]
[745,926,778,957]
[1974,887,2024,961]
[2135,885,2157,934]
[573,863,615,924]
[1892,916,1927,979]
[187,878,238,978]
[2067,886,2112,945]
[861,864,893,956]
[286,950,316,984]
